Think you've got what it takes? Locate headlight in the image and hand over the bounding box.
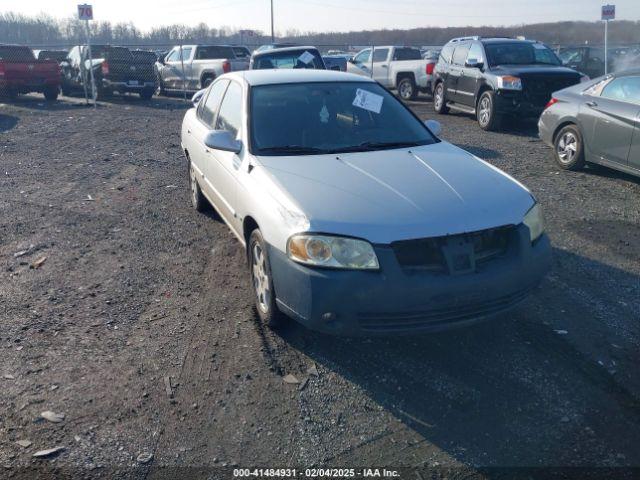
[287,234,379,270]
[523,203,545,242]
[496,75,522,90]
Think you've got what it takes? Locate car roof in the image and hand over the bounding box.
[226,69,374,86]
[252,46,320,57]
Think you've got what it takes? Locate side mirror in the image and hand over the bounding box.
[425,119,442,136]
[348,58,356,64]
[191,88,206,107]
[465,58,483,69]
[204,130,242,154]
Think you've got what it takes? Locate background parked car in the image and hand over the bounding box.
[433,36,583,130]
[347,46,432,100]
[559,46,640,78]
[250,46,325,70]
[538,69,640,177]
[156,44,248,94]
[0,44,60,100]
[61,45,156,100]
[322,55,348,71]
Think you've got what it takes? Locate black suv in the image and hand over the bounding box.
[432,37,583,130]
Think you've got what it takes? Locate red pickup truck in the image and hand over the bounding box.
[0,45,61,101]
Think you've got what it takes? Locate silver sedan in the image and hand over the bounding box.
[539,69,640,177]
[181,70,550,335]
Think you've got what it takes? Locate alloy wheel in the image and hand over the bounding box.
[189,164,198,207]
[434,85,443,109]
[557,132,578,164]
[252,242,271,314]
[478,96,491,126]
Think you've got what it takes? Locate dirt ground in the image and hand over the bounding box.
[1,93,639,479]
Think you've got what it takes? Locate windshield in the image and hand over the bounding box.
[250,81,436,156]
[0,46,35,61]
[485,42,561,67]
[253,50,325,70]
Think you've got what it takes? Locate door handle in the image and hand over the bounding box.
[586,101,598,107]
[381,65,388,68]
[187,129,191,134]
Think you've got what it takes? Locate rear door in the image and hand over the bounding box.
[587,75,640,166]
[448,42,470,103]
[371,48,390,86]
[188,79,229,204]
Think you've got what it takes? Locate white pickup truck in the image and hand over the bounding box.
[346,46,434,100]
[156,44,249,94]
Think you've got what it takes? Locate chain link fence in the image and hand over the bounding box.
[2,41,639,104]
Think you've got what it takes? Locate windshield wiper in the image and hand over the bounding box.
[257,145,330,155]
[330,141,422,153]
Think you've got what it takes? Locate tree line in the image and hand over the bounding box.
[1,11,639,48]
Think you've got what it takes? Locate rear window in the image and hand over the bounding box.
[37,50,68,62]
[90,47,133,61]
[131,50,158,63]
[253,50,325,70]
[393,48,422,61]
[0,46,35,61]
[232,47,250,59]
[196,46,235,60]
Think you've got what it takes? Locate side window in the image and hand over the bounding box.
[215,82,243,138]
[467,43,484,64]
[452,43,470,66]
[179,47,192,61]
[354,49,371,65]
[166,49,180,62]
[199,79,229,127]
[372,48,389,63]
[600,76,640,104]
[439,44,454,64]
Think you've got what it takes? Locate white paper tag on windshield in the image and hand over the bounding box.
[298,51,315,64]
[352,88,384,114]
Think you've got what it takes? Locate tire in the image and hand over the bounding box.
[61,84,72,97]
[553,124,585,171]
[397,76,417,101]
[43,86,59,101]
[188,159,207,212]
[201,76,214,89]
[433,82,449,114]
[477,90,501,131]
[248,229,284,329]
[139,89,154,100]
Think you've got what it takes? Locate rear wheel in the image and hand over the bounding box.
[397,76,417,101]
[477,90,501,131]
[249,229,284,329]
[433,82,449,114]
[201,76,214,89]
[553,125,585,171]
[43,86,59,101]
[188,160,206,212]
[139,89,154,100]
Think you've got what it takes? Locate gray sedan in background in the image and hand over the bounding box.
[538,69,640,177]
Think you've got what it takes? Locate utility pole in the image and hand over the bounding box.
[270,0,274,43]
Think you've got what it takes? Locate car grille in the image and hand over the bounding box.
[522,75,580,106]
[357,288,531,333]
[391,226,513,274]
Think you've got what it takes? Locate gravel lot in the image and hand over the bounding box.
[1,92,639,479]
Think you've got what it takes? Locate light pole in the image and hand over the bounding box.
[270,0,274,43]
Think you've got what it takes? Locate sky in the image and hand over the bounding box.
[2,0,640,34]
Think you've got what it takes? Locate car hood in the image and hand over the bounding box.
[256,142,535,244]
[489,64,581,77]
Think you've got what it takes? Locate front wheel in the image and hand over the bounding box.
[188,160,207,212]
[397,77,417,101]
[249,229,284,329]
[433,82,449,114]
[553,125,585,171]
[477,91,501,131]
